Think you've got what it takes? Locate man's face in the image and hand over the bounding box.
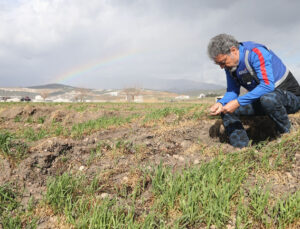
[214,47,239,70]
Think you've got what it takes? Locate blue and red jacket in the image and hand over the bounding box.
[218,41,289,106]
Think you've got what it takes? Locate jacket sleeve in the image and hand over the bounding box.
[218,70,240,105]
[237,47,275,106]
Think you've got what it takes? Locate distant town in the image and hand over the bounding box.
[0,84,225,103]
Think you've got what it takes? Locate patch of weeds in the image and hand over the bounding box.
[0,184,38,229]
[251,132,300,172]
[236,187,299,228]
[0,184,19,215]
[87,142,103,165]
[60,155,69,163]
[272,191,300,228]
[143,107,190,122]
[235,191,251,229]
[45,172,140,228]
[73,198,137,229]
[14,115,22,123]
[0,131,14,157]
[248,184,271,225]
[0,184,22,228]
[45,173,85,214]
[37,116,46,124]
[190,104,210,120]
[150,155,248,228]
[23,127,48,141]
[53,124,64,136]
[25,117,34,124]
[0,131,28,160]
[73,104,89,112]
[1,214,22,229]
[71,115,133,139]
[51,123,69,137]
[114,140,135,154]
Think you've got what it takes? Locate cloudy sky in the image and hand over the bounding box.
[1,0,300,89]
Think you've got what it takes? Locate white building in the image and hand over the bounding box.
[175,95,190,100]
[105,91,119,96]
[198,93,206,99]
[32,95,44,102]
[52,98,72,103]
[7,98,21,102]
[134,95,144,103]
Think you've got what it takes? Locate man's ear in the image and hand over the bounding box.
[230,46,238,53]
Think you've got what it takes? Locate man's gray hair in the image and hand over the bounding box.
[207,34,239,60]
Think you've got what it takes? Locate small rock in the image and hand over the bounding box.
[100,193,110,199]
[173,155,184,161]
[178,156,185,162]
[194,159,200,165]
[181,140,192,149]
[123,176,129,182]
[286,172,293,179]
[79,166,85,171]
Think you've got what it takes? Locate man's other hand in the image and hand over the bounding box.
[222,99,240,114]
[209,102,223,115]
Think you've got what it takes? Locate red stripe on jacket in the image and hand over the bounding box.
[252,48,270,85]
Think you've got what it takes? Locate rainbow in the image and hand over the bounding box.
[52,50,138,84]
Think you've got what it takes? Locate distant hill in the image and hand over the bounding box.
[29,83,76,90]
[28,79,225,94]
[163,79,224,94]
[134,78,225,94]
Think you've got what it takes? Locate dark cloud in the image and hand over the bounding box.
[0,0,299,88]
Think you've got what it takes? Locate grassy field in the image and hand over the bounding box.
[0,101,299,228]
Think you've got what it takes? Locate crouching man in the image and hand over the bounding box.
[208,34,300,148]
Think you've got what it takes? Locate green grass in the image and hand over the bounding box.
[150,156,248,228]
[272,191,300,228]
[70,115,135,139]
[0,184,37,229]
[0,131,28,160]
[14,115,21,122]
[249,184,271,225]
[45,173,85,214]
[87,142,104,165]
[0,184,19,215]
[23,127,48,141]
[45,172,138,227]
[43,133,300,228]
[44,153,249,228]
[37,116,46,124]
[143,106,192,122]
[0,131,14,157]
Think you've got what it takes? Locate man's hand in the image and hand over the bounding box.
[209,102,223,116]
[222,99,240,114]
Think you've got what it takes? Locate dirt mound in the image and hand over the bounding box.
[0,106,24,120]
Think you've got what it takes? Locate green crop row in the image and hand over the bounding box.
[43,141,300,228]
